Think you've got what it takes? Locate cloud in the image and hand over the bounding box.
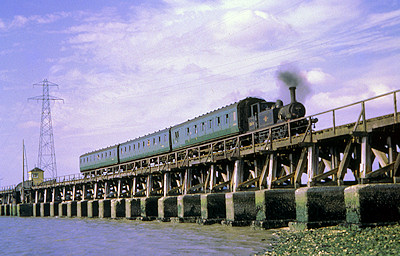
[1,12,70,31]
[212,9,295,50]
[306,68,334,86]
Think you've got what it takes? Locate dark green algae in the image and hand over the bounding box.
[260,224,400,255]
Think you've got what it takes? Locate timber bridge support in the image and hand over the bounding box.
[2,90,400,229]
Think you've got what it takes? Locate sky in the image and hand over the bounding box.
[1,0,400,187]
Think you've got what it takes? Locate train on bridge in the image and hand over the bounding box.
[80,86,307,173]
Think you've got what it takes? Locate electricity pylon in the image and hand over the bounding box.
[29,79,63,180]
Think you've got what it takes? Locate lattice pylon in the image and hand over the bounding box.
[29,79,63,179]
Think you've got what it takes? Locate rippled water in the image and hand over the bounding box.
[0,217,276,255]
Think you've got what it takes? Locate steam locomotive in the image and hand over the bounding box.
[80,86,307,172]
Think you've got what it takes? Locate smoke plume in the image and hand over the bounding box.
[275,63,311,103]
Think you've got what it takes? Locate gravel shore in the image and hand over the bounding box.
[259,224,400,255]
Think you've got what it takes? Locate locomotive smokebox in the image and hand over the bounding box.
[289,86,297,103]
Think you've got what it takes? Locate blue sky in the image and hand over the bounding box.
[1,0,400,186]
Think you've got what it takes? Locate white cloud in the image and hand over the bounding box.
[306,68,334,85]
[10,15,29,28]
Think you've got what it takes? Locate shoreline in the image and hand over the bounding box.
[259,224,400,255]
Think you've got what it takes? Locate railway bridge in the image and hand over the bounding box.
[1,90,400,229]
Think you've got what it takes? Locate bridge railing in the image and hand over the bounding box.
[303,89,399,135]
[0,185,17,193]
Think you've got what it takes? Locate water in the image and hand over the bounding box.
[0,217,276,255]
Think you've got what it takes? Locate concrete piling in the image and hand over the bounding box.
[33,203,40,217]
[140,196,160,220]
[67,201,77,217]
[177,194,201,223]
[345,184,400,226]
[199,193,226,224]
[99,199,111,218]
[225,191,256,226]
[125,198,140,219]
[253,189,296,229]
[111,199,125,219]
[50,202,59,217]
[40,202,50,217]
[59,202,68,217]
[289,186,346,231]
[87,200,99,218]
[17,203,33,217]
[158,196,178,221]
[77,201,88,218]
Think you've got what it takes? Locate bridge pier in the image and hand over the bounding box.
[40,202,50,217]
[59,202,67,217]
[252,189,296,229]
[140,196,159,220]
[345,184,400,226]
[199,193,226,224]
[158,196,178,221]
[33,203,40,217]
[111,199,125,219]
[225,191,256,226]
[99,199,111,218]
[77,200,88,217]
[67,201,77,217]
[176,194,201,222]
[50,202,59,217]
[125,198,140,219]
[87,200,99,218]
[17,203,33,217]
[289,186,346,231]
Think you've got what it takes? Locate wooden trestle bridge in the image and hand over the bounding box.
[1,90,400,206]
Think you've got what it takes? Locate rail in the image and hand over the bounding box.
[1,89,399,193]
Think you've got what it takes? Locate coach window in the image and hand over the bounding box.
[159,136,161,143]
[153,138,156,145]
[233,111,236,121]
[129,146,131,151]
[217,117,221,126]
[133,144,136,150]
[143,141,145,148]
[194,125,197,134]
[201,122,205,131]
[208,119,212,129]
[138,143,140,149]
[186,127,190,135]
[225,114,229,124]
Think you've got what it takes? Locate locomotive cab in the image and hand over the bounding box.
[248,101,275,130]
[248,86,306,132]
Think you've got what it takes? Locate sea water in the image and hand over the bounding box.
[0,217,276,255]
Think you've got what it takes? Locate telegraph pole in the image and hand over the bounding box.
[29,79,63,180]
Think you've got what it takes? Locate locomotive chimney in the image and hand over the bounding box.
[289,86,297,103]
